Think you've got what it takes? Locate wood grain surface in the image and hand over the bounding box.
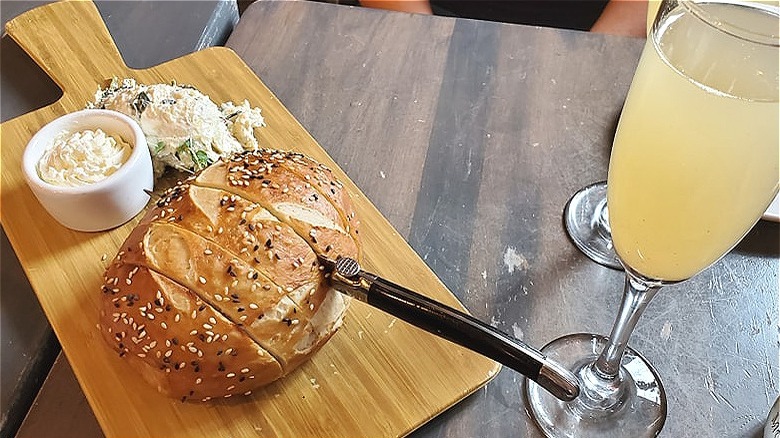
[226,3,778,437]
[10,1,780,437]
[0,1,498,437]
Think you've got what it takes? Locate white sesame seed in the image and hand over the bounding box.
[241,368,250,373]
[209,317,217,325]
[161,322,168,330]
[175,314,181,322]
[214,294,223,302]
[147,313,155,320]
[244,391,252,396]
[166,340,172,347]
[227,385,235,391]
[191,310,197,319]
[204,249,213,255]
[198,276,207,284]
[203,323,213,330]
[249,303,259,310]
[164,350,172,358]
[189,330,198,336]
[226,372,236,378]
[196,378,202,385]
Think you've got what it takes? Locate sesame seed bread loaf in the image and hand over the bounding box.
[100,149,360,401]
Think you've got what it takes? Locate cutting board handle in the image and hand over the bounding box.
[5,0,131,100]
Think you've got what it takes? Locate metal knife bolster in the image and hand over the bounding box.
[326,257,375,302]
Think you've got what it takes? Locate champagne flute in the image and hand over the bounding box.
[525,1,779,436]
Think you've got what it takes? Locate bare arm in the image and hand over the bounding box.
[591,0,648,38]
[359,0,432,14]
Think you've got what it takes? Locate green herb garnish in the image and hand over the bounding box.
[131,91,151,116]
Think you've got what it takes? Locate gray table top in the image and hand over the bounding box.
[5,1,778,437]
[225,2,778,437]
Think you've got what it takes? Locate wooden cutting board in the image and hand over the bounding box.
[0,1,499,437]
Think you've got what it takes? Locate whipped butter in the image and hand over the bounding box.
[37,128,132,186]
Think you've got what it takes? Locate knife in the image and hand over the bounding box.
[317,255,580,402]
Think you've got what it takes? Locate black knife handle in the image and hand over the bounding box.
[361,274,578,401]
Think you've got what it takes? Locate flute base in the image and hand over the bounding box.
[563,182,622,270]
[524,333,666,438]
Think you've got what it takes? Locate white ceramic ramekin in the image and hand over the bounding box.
[21,109,153,232]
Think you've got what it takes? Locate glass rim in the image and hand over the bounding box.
[675,0,780,47]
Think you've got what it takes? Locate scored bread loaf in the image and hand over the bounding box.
[100,149,360,401]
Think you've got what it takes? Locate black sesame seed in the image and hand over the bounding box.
[218,362,225,371]
[237,307,245,312]
[172,338,179,345]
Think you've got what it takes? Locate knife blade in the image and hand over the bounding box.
[317,255,579,402]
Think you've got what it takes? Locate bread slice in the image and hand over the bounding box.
[100,263,284,401]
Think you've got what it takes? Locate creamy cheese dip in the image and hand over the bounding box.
[37,129,132,187]
[91,79,266,178]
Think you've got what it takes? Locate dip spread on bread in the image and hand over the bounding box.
[37,128,131,186]
[91,78,266,178]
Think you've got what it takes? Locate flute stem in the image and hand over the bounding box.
[594,272,662,379]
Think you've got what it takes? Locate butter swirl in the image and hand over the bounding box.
[37,129,132,187]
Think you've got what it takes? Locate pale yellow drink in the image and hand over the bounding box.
[607,2,779,281]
